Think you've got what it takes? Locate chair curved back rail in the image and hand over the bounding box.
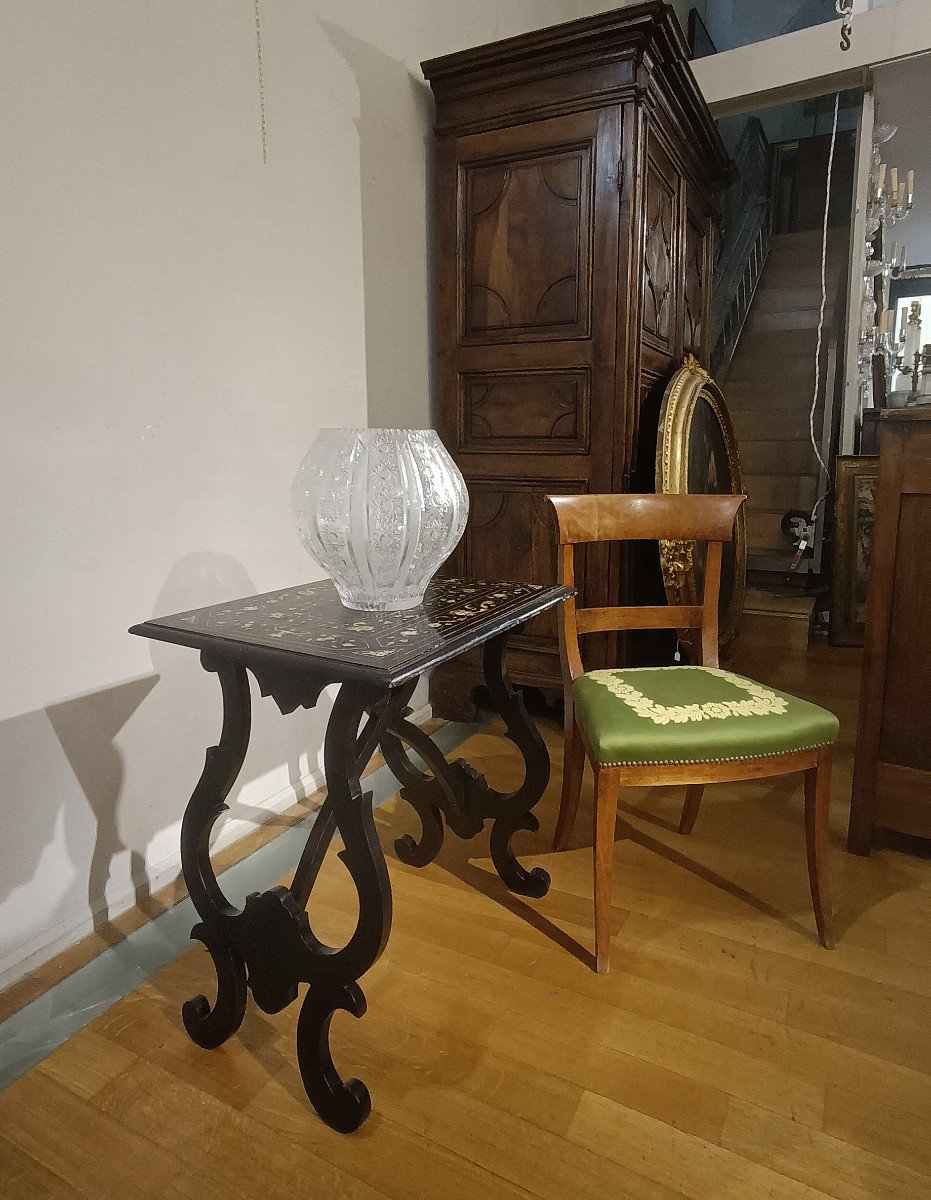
[548,493,746,675]
[548,492,745,545]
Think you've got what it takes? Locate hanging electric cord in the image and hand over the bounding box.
[793,90,841,570]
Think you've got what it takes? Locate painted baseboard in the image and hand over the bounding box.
[0,703,432,991]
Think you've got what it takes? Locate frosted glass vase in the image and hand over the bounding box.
[291,428,469,611]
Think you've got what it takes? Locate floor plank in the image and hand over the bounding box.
[567,1089,834,1200]
[721,1098,928,1200]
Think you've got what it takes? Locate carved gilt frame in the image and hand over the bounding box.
[656,355,747,647]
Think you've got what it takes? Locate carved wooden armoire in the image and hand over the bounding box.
[422,1,731,717]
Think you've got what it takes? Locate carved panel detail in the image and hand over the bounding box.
[642,162,675,346]
[461,479,588,648]
[461,147,591,340]
[682,213,707,356]
[458,369,590,454]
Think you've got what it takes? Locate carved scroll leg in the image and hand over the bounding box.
[180,655,251,1048]
[482,630,551,899]
[297,981,371,1134]
[393,787,445,868]
[182,923,248,1048]
[381,691,468,868]
[293,681,395,1133]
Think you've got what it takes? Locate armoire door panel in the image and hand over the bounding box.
[454,109,609,347]
[682,195,712,363]
[454,339,598,372]
[460,479,589,650]
[457,367,590,454]
[641,154,677,352]
[461,147,591,340]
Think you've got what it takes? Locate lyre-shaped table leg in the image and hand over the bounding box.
[178,659,402,1132]
[289,680,398,1132]
[482,630,551,898]
[179,653,251,1049]
[379,625,551,899]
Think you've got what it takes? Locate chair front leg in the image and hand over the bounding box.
[803,746,836,950]
[593,766,620,974]
[553,699,586,852]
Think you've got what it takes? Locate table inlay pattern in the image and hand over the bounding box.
[145,577,548,677]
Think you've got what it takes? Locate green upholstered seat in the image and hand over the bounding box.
[573,666,839,768]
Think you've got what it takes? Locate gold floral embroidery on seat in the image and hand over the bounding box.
[585,667,789,726]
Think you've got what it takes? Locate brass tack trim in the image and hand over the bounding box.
[598,740,836,767]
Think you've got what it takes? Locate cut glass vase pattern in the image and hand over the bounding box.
[291,428,469,611]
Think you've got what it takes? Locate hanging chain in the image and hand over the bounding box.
[254,0,268,163]
[835,1,853,53]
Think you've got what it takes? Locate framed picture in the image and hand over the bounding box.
[830,455,880,646]
[656,354,747,648]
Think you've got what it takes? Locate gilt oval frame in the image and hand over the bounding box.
[655,355,747,647]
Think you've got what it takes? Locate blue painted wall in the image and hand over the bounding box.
[704,0,838,54]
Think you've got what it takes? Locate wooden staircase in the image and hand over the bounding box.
[740,585,817,651]
[724,227,848,568]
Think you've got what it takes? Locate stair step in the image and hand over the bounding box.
[732,327,822,352]
[727,355,825,384]
[746,507,799,553]
[743,473,820,511]
[740,587,815,651]
[768,228,850,249]
[765,241,846,261]
[764,248,846,272]
[744,586,816,618]
[725,380,823,410]
[755,270,844,298]
[732,409,822,440]
[744,306,837,334]
[739,439,824,475]
[752,285,838,312]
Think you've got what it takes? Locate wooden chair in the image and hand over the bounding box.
[548,493,838,973]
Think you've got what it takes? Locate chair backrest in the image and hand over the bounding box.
[548,492,746,680]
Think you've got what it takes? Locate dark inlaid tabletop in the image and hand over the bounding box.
[130,577,571,686]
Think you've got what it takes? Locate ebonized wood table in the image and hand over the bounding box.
[130,577,570,1132]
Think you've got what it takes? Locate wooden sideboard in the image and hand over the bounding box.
[421,2,731,717]
[848,409,931,853]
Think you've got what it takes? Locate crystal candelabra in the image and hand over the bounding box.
[857,123,917,411]
[888,300,928,405]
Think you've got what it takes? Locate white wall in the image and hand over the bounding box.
[0,0,585,988]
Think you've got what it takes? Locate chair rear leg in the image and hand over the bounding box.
[803,746,836,949]
[593,767,620,974]
[679,785,704,835]
[553,709,585,851]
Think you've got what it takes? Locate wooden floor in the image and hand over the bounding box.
[2,640,930,1200]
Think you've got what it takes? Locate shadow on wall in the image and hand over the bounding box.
[0,683,155,967]
[45,676,159,942]
[140,554,336,914]
[320,20,438,429]
[1,551,329,980]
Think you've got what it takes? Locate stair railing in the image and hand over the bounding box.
[711,119,779,378]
